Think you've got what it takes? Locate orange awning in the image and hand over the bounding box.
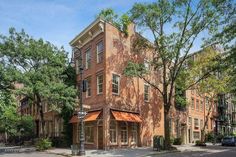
[111,111,142,123]
[69,111,101,123]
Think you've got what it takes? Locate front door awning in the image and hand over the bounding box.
[69,111,101,123]
[111,110,142,123]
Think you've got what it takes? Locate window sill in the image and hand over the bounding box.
[85,142,94,145]
[112,93,120,96]
[97,93,103,95]
[121,143,128,145]
[110,143,118,145]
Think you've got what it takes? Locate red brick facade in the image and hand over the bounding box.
[70,19,164,150]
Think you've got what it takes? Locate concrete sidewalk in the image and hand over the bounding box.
[46,147,179,157]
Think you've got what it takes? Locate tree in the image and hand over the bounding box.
[185,47,230,142]
[124,0,234,149]
[0,28,77,138]
[97,8,131,36]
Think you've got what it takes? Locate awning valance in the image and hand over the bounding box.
[69,111,101,123]
[111,111,142,123]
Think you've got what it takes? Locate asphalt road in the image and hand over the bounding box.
[154,146,236,157]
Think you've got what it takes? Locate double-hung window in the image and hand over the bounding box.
[97,41,104,63]
[86,77,91,97]
[191,98,195,110]
[97,74,103,94]
[112,74,120,95]
[85,48,91,69]
[196,100,199,111]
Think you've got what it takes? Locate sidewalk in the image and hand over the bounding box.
[47,147,179,157]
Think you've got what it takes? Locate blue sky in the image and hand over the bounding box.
[0,0,205,58]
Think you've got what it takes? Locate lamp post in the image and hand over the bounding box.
[74,46,86,156]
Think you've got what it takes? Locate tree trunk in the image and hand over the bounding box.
[36,93,45,138]
[164,106,171,150]
[201,100,214,142]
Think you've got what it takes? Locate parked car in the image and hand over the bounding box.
[221,136,236,146]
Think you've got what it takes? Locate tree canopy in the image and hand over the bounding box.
[0,28,77,137]
[123,0,234,149]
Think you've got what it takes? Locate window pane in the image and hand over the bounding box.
[85,126,94,143]
[97,75,103,94]
[191,98,195,110]
[97,41,104,63]
[86,49,91,69]
[112,74,120,94]
[86,78,91,97]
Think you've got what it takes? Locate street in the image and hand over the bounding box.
[0,145,236,157]
[150,146,236,157]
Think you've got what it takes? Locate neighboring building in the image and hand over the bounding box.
[179,46,220,144]
[19,97,64,138]
[185,89,218,144]
[69,18,165,150]
[217,93,236,135]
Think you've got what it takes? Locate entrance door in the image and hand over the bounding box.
[98,126,103,149]
[188,129,191,143]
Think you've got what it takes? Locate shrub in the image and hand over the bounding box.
[195,140,206,146]
[170,136,174,144]
[216,133,224,143]
[36,138,52,151]
[51,137,68,148]
[173,137,182,145]
[205,132,214,142]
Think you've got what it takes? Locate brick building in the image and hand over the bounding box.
[19,97,64,138]
[69,18,165,150]
[185,89,218,143]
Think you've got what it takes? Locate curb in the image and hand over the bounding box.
[46,149,181,157]
[144,150,181,157]
[46,150,72,157]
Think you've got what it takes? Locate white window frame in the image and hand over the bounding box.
[109,120,117,145]
[112,74,120,95]
[144,83,150,102]
[85,48,91,69]
[97,74,103,94]
[189,117,192,126]
[120,122,128,145]
[96,41,104,63]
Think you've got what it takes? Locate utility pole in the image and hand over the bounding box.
[74,46,86,156]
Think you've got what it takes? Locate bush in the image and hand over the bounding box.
[205,132,214,142]
[216,133,224,143]
[36,138,52,151]
[195,140,206,146]
[170,136,174,144]
[51,137,68,148]
[173,137,182,145]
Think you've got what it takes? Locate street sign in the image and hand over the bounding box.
[78,111,87,119]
